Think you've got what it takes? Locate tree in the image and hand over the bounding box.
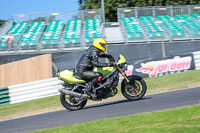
[0,19,6,27]
[78,0,200,22]
[31,16,56,22]
[79,0,140,22]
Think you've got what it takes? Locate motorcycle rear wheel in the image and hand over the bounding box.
[121,77,147,101]
[60,92,87,111]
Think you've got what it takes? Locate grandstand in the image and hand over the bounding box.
[62,19,81,46]
[118,5,200,42]
[0,5,200,54]
[0,9,103,53]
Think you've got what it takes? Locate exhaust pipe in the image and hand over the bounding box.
[58,88,88,99]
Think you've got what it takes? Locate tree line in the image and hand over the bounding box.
[0,20,6,27]
[78,0,200,22]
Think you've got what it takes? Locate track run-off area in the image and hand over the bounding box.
[0,87,200,133]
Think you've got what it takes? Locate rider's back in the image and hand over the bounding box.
[76,46,96,71]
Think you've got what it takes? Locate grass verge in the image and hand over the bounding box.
[0,69,200,121]
[29,104,200,133]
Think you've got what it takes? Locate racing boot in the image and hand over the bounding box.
[90,75,103,98]
[86,80,97,98]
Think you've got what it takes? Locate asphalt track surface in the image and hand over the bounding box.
[0,87,200,133]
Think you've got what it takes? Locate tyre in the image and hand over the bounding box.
[121,76,147,101]
[60,91,87,111]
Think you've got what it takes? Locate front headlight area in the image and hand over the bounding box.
[119,63,128,71]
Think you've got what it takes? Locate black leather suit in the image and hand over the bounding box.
[76,46,114,90]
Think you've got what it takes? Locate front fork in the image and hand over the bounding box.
[117,66,130,83]
[118,66,139,94]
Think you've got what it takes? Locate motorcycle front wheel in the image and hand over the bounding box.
[60,90,87,111]
[121,76,147,101]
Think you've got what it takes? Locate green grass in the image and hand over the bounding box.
[29,104,200,133]
[145,69,200,92]
[0,95,61,119]
[0,69,200,121]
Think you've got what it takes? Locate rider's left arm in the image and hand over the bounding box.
[99,52,113,59]
[99,53,115,65]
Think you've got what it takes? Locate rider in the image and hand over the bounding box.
[76,38,115,97]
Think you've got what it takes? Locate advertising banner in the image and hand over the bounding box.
[119,65,134,82]
[132,54,195,78]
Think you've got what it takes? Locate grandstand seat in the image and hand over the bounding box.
[174,14,190,20]
[156,15,172,20]
[8,22,28,36]
[141,20,164,39]
[192,14,200,19]
[121,17,136,22]
[0,37,8,48]
[63,19,81,45]
[41,20,64,47]
[0,22,28,49]
[180,19,200,37]
[84,18,102,43]
[121,17,144,40]
[162,20,185,38]
[20,21,45,47]
[138,16,165,39]
[139,16,154,21]
[174,15,200,37]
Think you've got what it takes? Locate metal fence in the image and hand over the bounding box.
[0,9,104,53]
[118,5,200,43]
[118,5,200,20]
[1,5,200,54]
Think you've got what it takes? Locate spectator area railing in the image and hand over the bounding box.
[0,9,104,53]
[1,6,200,53]
[0,18,13,37]
[118,5,200,43]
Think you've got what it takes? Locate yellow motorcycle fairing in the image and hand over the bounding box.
[117,54,126,65]
[93,67,114,77]
[58,67,114,84]
[58,70,86,83]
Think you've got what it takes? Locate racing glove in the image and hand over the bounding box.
[108,62,115,67]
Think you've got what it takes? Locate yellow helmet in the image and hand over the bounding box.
[93,38,107,52]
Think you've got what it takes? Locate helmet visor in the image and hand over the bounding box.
[99,42,106,49]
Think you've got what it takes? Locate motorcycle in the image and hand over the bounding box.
[57,54,147,111]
